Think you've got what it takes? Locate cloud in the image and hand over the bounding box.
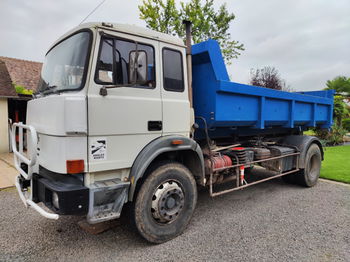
[0,0,144,61]
[226,0,350,90]
[0,0,349,91]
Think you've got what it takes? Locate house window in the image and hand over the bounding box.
[162,48,184,92]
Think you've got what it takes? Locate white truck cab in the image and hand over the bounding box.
[32,22,191,175]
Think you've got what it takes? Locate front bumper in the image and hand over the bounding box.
[32,167,89,215]
[15,175,59,220]
[16,167,130,223]
[16,167,89,219]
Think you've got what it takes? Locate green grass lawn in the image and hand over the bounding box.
[321,145,350,183]
[303,130,316,136]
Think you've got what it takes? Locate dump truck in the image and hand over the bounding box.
[11,22,334,243]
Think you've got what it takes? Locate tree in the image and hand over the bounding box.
[325,76,350,98]
[333,95,349,126]
[249,66,291,91]
[139,0,244,64]
[314,79,350,145]
[323,76,350,126]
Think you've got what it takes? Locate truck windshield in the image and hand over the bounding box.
[37,31,91,95]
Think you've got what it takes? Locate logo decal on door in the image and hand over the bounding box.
[90,138,107,160]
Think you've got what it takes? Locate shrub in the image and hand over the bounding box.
[15,85,25,93]
[313,128,328,140]
[343,118,350,132]
[14,84,33,95]
[314,123,346,146]
[327,124,347,145]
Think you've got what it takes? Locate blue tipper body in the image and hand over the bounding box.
[192,39,334,138]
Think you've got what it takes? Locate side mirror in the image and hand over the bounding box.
[129,50,148,84]
[97,61,114,84]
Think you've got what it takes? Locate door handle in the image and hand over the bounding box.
[148,121,162,131]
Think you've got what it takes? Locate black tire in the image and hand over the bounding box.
[295,144,322,187]
[281,173,296,184]
[133,161,197,243]
[245,165,254,174]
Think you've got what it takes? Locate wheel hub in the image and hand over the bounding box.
[151,181,184,223]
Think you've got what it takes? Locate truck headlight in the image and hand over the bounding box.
[52,192,59,209]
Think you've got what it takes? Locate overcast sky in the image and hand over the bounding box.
[0,0,349,91]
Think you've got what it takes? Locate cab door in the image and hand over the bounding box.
[159,42,190,137]
[87,30,162,173]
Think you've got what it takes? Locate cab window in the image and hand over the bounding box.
[162,48,184,92]
[95,37,156,88]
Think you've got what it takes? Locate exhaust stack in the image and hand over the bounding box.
[183,20,193,108]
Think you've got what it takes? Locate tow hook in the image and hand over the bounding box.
[19,175,30,189]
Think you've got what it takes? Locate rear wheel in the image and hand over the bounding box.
[133,161,197,243]
[296,144,322,187]
[281,173,296,184]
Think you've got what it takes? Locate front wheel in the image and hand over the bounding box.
[133,161,197,243]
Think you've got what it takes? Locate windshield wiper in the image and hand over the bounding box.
[46,84,57,91]
[40,83,58,95]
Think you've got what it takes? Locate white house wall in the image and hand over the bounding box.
[0,98,9,153]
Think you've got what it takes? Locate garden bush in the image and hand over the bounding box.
[314,123,346,146]
[343,118,350,132]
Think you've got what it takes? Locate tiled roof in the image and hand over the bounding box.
[0,60,17,97]
[0,56,42,98]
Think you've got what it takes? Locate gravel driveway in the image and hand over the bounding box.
[0,175,349,262]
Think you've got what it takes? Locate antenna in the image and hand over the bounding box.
[79,0,107,25]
